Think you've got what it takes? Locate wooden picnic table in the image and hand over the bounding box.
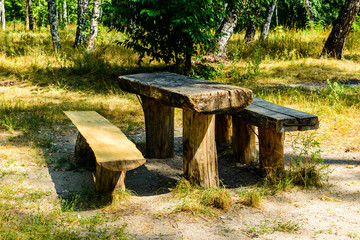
[118,72,253,187]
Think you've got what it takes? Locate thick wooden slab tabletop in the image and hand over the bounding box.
[237,97,319,132]
[118,72,253,114]
[64,111,146,171]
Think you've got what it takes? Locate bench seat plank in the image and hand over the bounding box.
[64,111,145,172]
[236,97,319,132]
[118,72,253,114]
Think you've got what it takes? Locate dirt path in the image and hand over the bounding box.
[1,127,359,239]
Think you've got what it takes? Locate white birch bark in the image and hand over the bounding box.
[261,0,277,40]
[0,0,5,30]
[74,0,89,47]
[63,0,67,27]
[304,0,314,22]
[215,0,248,58]
[47,0,61,51]
[87,0,101,51]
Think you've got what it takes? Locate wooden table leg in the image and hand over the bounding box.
[258,127,285,176]
[183,109,219,188]
[141,96,174,158]
[215,114,233,148]
[232,116,256,165]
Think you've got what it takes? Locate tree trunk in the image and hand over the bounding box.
[244,20,257,43]
[63,0,67,27]
[87,0,101,50]
[25,0,29,30]
[0,0,5,31]
[261,0,277,40]
[321,0,360,59]
[47,0,61,51]
[215,0,248,58]
[215,13,237,58]
[304,0,314,22]
[74,0,89,47]
[28,0,34,30]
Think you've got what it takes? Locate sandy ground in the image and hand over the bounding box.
[1,125,360,240]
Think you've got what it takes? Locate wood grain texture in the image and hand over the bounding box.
[259,127,285,175]
[95,162,126,193]
[64,111,146,171]
[118,72,253,114]
[215,114,233,148]
[141,96,174,158]
[236,97,319,132]
[183,109,219,188]
[232,117,256,165]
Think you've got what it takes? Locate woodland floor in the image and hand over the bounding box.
[1,121,359,240]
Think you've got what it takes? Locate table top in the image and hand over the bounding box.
[118,72,253,114]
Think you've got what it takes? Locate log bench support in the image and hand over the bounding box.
[183,109,219,188]
[229,97,319,176]
[64,111,146,193]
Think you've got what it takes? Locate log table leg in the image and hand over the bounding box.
[183,109,219,188]
[258,127,285,176]
[215,114,233,148]
[232,116,256,165]
[141,96,174,158]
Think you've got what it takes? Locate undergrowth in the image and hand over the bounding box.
[171,179,232,217]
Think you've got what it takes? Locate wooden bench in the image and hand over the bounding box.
[64,111,146,193]
[118,72,253,188]
[228,97,319,175]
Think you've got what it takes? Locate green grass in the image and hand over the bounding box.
[171,179,232,217]
[0,23,359,238]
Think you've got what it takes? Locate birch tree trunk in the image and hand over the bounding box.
[28,0,34,30]
[47,0,61,51]
[261,0,277,40]
[215,12,237,58]
[63,0,67,27]
[244,20,257,42]
[25,0,29,30]
[304,0,314,22]
[321,0,360,59]
[215,0,248,58]
[0,0,5,30]
[74,0,89,47]
[87,0,101,51]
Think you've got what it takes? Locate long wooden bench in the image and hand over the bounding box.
[228,97,319,175]
[64,111,146,193]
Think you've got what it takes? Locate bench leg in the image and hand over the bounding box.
[95,162,126,193]
[141,96,174,158]
[232,116,256,165]
[75,133,96,170]
[258,127,285,176]
[183,109,219,188]
[215,114,232,148]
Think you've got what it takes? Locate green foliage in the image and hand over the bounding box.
[288,133,329,188]
[190,62,223,80]
[247,219,301,235]
[105,0,221,72]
